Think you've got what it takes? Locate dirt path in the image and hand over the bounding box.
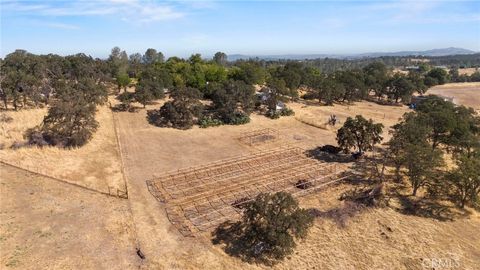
[114,111,247,270]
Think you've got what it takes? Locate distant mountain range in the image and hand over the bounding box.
[228,47,477,61]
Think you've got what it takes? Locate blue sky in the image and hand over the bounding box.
[1,0,479,58]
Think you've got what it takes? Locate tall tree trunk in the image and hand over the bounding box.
[2,95,7,110]
[412,185,418,196]
[13,97,18,111]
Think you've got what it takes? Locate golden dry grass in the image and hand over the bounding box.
[0,163,138,269]
[290,101,408,142]
[282,184,480,270]
[458,68,478,76]
[0,106,125,193]
[112,99,418,269]
[2,93,479,269]
[428,82,480,110]
[393,68,409,75]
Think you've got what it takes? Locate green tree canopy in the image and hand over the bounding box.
[147,87,203,129]
[231,192,313,264]
[446,152,480,208]
[336,115,384,154]
[211,80,255,124]
[213,52,228,66]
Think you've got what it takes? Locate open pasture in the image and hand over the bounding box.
[428,82,480,110]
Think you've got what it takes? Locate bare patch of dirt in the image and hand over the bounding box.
[458,68,478,76]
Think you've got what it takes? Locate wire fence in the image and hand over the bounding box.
[0,158,128,199]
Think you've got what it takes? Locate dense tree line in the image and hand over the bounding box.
[2,48,477,134]
[332,98,479,208]
[387,96,480,207]
[2,48,477,113]
[1,50,109,147]
[119,49,462,129]
[258,53,480,73]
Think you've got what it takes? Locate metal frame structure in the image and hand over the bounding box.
[238,128,279,146]
[146,146,349,237]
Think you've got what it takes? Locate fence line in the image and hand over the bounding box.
[110,109,144,258]
[110,111,129,198]
[0,159,128,199]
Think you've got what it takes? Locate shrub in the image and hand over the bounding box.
[340,184,387,207]
[301,92,317,100]
[266,109,281,119]
[266,107,294,119]
[280,107,295,116]
[229,112,250,125]
[25,127,49,147]
[199,116,224,128]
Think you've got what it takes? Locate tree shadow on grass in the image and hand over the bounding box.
[211,221,245,258]
[365,97,405,107]
[212,220,299,266]
[110,103,141,112]
[211,221,277,266]
[308,202,365,228]
[393,194,461,222]
[305,147,353,163]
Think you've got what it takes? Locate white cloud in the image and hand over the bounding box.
[2,0,186,23]
[44,22,81,30]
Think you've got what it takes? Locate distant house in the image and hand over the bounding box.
[405,65,420,71]
[276,101,286,110]
[256,91,287,110]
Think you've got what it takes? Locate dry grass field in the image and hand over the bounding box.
[1,91,480,269]
[0,106,125,193]
[283,185,480,270]
[458,67,478,76]
[428,82,480,110]
[0,163,138,269]
[114,95,480,269]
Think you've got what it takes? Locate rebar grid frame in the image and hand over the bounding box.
[238,128,279,146]
[146,146,349,237]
